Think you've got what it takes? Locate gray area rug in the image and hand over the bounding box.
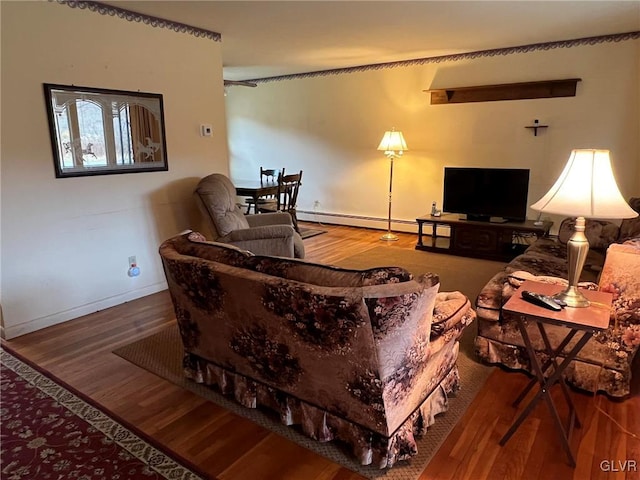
[299,227,327,239]
[114,248,505,480]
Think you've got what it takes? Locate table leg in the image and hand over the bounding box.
[499,316,593,467]
[417,221,424,247]
[537,323,582,429]
[511,329,577,408]
[432,223,437,247]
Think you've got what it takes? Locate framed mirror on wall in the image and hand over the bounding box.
[44,84,168,178]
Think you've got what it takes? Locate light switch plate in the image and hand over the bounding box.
[200,124,213,137]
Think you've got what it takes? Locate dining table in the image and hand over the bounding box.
[233,179,279,214]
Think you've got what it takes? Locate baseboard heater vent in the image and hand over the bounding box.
[296,210,452,237]
[297,210,416,225]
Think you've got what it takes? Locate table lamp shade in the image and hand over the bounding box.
[377,130,408,156]
[531,149,636,308]
[531,149,637,219]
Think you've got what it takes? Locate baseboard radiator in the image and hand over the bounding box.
[296,210,452,237]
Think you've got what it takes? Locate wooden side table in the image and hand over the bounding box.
[499,280,612,467]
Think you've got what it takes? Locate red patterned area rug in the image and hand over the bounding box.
[0,343,210,480]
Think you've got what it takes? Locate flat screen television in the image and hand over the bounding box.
[442,167,530,222]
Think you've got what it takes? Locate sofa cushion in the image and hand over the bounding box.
[618,197,640,243]
[558,218,619,250]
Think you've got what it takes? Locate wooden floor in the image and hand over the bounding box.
[5,222,639,480]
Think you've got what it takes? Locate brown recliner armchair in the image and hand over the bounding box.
[194,173,305,258]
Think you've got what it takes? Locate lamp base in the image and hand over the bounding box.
[381,232,399,241]
[553,286,590,308]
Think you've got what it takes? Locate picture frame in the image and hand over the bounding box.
[44,83,168,178]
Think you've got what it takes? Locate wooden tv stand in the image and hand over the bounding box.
[415,214,553,261]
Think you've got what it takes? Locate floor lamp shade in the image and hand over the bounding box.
[531,149,638,307]
[377,130,408,156]
[377,129,408,241]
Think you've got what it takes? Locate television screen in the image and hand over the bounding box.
[442,167,530,222]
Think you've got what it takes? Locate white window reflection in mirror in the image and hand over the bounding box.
[44,84,168,178]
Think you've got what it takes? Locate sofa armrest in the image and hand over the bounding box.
[503,271,598,301]
[245,212,293,227]
[476,272,508,322]
[475,270,599,323]
[221,224,295,242]
[430,291,475,349]
[219,225,296,257]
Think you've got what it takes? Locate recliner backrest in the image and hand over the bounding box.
[194,174,250,239]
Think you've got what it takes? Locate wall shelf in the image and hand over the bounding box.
[426,78,581,105]
[525,123,549,136]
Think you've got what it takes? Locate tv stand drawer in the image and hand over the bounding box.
[453,226,499,252]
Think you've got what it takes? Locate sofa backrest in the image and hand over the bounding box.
[558,218,620,250]
[159,232,441,436]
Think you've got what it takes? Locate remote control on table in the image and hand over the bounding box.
[520,290,563,311]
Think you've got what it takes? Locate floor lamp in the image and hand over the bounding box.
[531,149,637,307]
[377,129,408,241]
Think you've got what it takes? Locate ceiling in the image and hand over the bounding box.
[105,1,640,81]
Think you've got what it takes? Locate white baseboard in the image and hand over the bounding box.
[297,210,452,237]
[4,281,168,340]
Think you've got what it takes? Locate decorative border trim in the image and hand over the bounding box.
[248,31,640,83]
[56,0,222,42]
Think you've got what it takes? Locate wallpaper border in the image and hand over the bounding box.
[56,0,222,42]
[248,31,640,84]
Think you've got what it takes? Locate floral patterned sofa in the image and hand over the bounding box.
[475,198,640,397]
[159,231,475,468]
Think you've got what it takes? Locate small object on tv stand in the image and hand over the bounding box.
[431,201,441,217]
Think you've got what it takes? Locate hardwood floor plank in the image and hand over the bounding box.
[4,221,639,479]
[218,433,362,480]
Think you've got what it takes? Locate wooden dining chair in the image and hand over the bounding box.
[245,167,283,214]
[260,170,303,232]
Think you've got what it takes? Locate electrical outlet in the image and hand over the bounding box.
[128,255,140,277]
[313,200,320,209]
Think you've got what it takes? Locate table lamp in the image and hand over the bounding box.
[377,128,408,241]
[531,149,637,307]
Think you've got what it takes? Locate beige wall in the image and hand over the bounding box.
[226,39,640,231]
[1,2,228,338]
